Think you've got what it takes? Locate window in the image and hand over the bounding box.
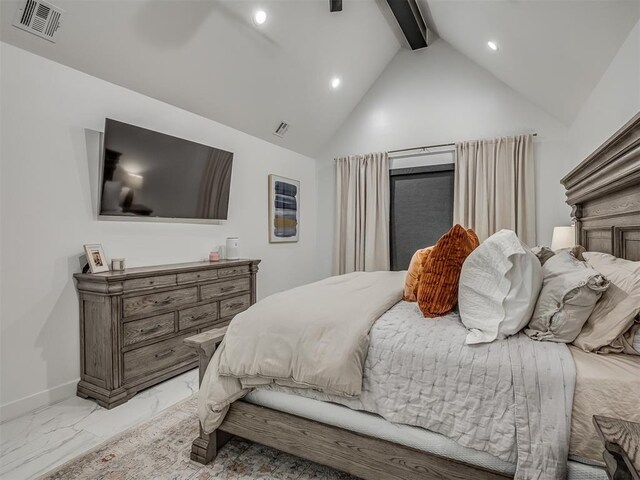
[389,164,454,270]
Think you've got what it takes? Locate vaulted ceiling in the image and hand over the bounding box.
[1,0,638,157]
[421,0,640,126]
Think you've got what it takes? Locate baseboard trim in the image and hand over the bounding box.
[0,378,79,423]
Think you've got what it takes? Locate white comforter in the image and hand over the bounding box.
[199,271,405,431]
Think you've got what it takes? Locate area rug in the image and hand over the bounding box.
[38,395,356,479]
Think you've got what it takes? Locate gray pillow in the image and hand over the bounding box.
[531,245,586,266]
[525,251,609,343]
[531,246,555,266]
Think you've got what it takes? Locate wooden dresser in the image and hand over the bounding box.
[74,259,260,408]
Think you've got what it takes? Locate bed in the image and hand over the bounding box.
[185,111,640,480]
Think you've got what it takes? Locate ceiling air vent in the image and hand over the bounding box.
[13,0,64,43]
[273,122,290,138]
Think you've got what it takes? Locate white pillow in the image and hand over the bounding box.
[459,229,543,344]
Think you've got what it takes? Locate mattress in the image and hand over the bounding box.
[569,345,640,464]
[244,389,606,480]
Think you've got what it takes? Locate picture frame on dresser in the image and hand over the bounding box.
[74,258,260,408]
[83,244,109,273]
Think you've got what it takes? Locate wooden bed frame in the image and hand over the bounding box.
[562,112,640,258]
[185,112,640,480]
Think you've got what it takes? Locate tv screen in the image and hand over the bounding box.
[99,119,233,220]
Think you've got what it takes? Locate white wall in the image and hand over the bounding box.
[316,39,574,279]
[568,18,640,162]
[0,43,319,421]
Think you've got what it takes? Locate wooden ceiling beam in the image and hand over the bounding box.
[386,0,429,50]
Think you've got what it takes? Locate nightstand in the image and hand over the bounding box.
[593,415,640,480]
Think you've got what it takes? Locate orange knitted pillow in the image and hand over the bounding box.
[403,247,433,302]
[417,225,479,318]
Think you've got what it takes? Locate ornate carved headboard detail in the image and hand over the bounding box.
[561,112,640,261]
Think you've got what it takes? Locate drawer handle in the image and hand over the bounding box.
[155,349,174,359]
[154,298,171,306]
[191,313,210,322]
[142,325,161,334]
[226,302,244,309]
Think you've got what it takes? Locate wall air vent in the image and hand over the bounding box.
[13,0,64,43]
[273,122,290,138]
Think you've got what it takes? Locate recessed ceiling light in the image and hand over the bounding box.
[331,77,341,89]
[487,41,498,51]
[254,10,267,25]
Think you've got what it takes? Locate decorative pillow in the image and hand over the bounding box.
[531,245,586,267]
[403,247,433,302]
[566,245,587,261]
[417,225,479,318]
[525,251,609,343]
[459,229,543,344]
[573,252,640,353]
[620,321,640,355]
[531,246,556,266]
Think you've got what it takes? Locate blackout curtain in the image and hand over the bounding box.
[453,134,536,246]
[334,152,390,274]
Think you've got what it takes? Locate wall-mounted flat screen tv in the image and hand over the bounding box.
[99,118,233,220]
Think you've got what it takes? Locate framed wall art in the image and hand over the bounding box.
[268,175,299,243]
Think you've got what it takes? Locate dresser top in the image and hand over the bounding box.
[74,259,261,282]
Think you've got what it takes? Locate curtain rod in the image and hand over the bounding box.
[387,133,538,155]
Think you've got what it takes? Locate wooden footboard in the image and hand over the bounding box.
[184,327,230,464]
[220,401,510,480]
[184,326,510,479]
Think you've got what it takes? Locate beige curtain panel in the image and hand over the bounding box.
[334,152,390,274]
[453,134,536,246]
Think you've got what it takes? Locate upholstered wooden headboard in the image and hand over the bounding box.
[561,112,640,261]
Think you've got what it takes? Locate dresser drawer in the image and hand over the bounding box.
[123,313,175,347]
[123,333,195,383]
[178,303,219,330]
[200,278,250,300]
[220,294,251,318]
[218,265,250,278]
[123,274,176,290]
[177,270,218,284]
[123,287,198,318]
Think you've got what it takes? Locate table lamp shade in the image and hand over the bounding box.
[551,226,575,251]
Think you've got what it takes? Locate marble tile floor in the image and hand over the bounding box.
[0,369,199,480]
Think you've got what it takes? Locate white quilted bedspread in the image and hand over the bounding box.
[271,301,576,480]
